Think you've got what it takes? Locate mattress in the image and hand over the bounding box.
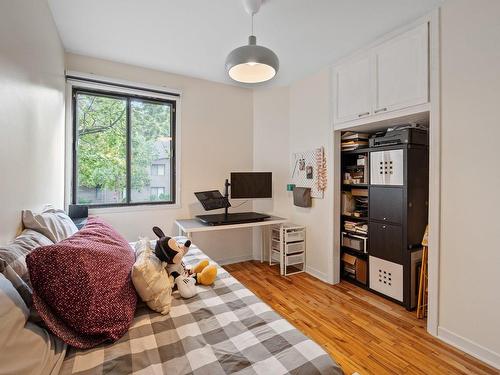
[60,239,341,375]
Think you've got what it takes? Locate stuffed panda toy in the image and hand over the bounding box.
[152,226,217,298]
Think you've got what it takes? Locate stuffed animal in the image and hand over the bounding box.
[152,226,217,298]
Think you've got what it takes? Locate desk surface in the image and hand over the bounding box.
[175,216,287,233]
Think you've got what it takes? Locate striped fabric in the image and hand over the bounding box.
[60,239,341,375]
[0,229,54,306]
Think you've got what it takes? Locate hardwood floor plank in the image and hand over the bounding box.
[224,261,499,375]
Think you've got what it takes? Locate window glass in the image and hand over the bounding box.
[73,90,175,206]
[75,93,127,205]
[130,99,172,203]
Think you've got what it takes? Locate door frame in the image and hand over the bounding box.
[331,9,441,336]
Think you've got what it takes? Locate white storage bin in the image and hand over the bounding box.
[285,241,305,254]
[341,232,367,253]
[285,252,305,266]
[268,223,306,276]
[370,149,404,186]
[285,229,305,243]
[369,256,403,302]
[271,240,281,252]
[271,250,281,263]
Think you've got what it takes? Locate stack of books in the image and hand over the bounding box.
[343,166,365,184]
[354,197,368,217]
[344,221,368,235]
[344,221,357,232]
[341,132,369,151]
[355,223,368,235]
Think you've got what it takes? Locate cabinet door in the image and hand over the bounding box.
[374,23,429,114]
[369,256,403,302]
[369,222,403,264]
[369,187,403,225]
[334,53,372,124]
[370,150,404,186]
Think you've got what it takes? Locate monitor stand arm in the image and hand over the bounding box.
[224,179,230,218]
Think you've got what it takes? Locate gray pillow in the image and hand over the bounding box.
[0,273,66,375]
[22,208,78,243]
[0,229,54,306]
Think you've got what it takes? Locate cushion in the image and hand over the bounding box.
[22,208,78,243]
[0,229,54,306]
[132,238,173,315]
[26,217,137,349]
[0,273,66,375]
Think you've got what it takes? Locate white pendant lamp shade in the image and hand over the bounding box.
[226,0,279,84]
[226,35,279,83]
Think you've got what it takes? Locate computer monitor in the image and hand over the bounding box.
[230,172,272,199]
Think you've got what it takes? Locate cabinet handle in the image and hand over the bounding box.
[382,225,387,229]
[358,112,370,117]
[374,107,387,113]
[383,217,387,221]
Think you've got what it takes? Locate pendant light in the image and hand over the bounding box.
[225,0,279,84]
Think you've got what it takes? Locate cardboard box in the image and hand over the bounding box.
[342,253,367,285]
[356,258,367,285]
[342,253,356,275]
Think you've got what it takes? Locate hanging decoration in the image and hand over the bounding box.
[290,147,327,199]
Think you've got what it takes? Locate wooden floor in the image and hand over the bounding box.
[224,261,499,375]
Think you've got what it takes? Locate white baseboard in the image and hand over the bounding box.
[217,254,253,266]
[305,266,330,283]
[438,326,500,370]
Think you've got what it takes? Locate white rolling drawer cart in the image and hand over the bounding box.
[269,224,306,276]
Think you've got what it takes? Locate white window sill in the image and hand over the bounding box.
[89,202,181,215]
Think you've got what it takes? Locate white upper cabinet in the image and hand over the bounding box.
[333,22,429,126]
[334,53,372,123]
[374,23,429,114]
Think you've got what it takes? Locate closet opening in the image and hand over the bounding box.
[333,114,430,317]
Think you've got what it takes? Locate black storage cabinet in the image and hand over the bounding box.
[368,144,429,310]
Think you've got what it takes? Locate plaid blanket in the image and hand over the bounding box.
[60,239,341,375]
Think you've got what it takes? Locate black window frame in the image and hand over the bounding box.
[71,87,177,208]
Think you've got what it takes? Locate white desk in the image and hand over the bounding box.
[175,216,287,262]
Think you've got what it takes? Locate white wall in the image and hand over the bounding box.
[288,68,335,283]
[438,0,500,366]
[65,54,254,264]
[252,70,335,283]
[0,0,66,244]
[252,87,291,259]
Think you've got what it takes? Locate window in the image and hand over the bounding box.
[150,187,165,200]
[72,88,176,207]
[151,164,165,176]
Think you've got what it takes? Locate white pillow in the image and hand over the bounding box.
[132,238,173,315]
[22,208,78,243]
[0,273,66,375]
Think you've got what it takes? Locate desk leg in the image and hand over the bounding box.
[280,224,284,276]
[177,227,192,240]
[260,226,265,263]
[268,226,272,265]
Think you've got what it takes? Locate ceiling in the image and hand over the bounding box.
[48,0,443,87]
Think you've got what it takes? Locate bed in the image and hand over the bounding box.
[60,239,342,375]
